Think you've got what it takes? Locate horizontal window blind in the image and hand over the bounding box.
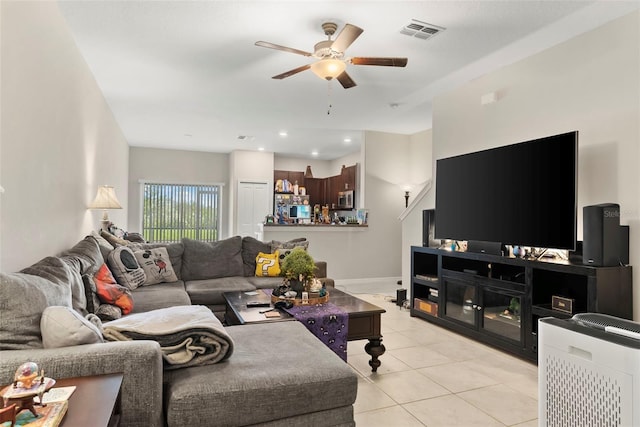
[142,183,220,243]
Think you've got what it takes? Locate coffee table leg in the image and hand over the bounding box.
[364,338,385,372]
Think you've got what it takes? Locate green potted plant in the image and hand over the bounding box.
[280,247,316,293]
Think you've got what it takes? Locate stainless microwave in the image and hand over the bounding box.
[337,190,354,209]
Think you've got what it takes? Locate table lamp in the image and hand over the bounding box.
[89,185,122,231]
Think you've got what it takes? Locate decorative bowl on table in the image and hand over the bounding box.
[270,292,329,306]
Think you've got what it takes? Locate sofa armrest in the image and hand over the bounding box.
[314,261,335,288]
[0,341,164,427]
[314,261,327,278]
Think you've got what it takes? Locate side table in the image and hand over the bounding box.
[56,373,123,427]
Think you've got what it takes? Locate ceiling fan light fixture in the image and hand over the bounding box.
[310,58,346,81]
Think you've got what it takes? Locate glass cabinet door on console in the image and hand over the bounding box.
[480,286,523,344]
[442,274,525,347]
[443,276,477,327]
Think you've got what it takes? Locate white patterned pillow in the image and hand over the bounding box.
[134,247,179,285]
[271,238,309,263]
[107,246,147,290]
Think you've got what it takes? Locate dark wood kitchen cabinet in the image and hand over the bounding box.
[273,164,357,208]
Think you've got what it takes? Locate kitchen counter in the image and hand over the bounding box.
[264,223,367,229]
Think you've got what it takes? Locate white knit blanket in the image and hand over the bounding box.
[103,305,234,369]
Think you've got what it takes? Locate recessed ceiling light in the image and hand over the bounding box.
[279,131,288,137]
[258,147,265,151]
[343,138,352,143]
[311,151,319,156]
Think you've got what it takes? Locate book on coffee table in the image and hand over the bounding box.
[34,386,76,404]
[8,399,68,427]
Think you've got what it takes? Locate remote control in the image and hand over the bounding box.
[246,301,270,308]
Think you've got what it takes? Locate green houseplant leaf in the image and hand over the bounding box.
[280,247,315,282]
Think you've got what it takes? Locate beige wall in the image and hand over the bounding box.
[0,1,129,272]
[127,147,231,235]
[403,11,640,320]
[265,131,414,281]
[400,129,434,289]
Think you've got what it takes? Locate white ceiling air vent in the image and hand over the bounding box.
[400,19,445,40]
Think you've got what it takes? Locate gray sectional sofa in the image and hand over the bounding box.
[0,234,357,427]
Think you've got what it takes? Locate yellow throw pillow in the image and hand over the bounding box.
[255,251,281,277]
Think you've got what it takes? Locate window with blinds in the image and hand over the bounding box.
[142,183,220,243]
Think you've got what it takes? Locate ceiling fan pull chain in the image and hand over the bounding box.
[327,81,332,115]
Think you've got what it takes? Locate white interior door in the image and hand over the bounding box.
[237,181,269,239]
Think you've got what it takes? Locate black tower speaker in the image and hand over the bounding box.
[620,225,629,265]
[422,209,438,247]
[583,203,621,266]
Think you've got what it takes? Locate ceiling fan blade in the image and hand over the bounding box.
[272,64,311,80]
[336,71,357,89]
[255,41,313,57]
[351,57,408,67]
[331,24,364,53]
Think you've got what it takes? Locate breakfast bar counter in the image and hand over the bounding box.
[263,223,368,229]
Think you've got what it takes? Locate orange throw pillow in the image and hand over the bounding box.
[94,264,134,315]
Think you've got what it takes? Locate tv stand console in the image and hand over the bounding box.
[410,246,633,362]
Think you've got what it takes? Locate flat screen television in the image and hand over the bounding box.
[434,131,578,250]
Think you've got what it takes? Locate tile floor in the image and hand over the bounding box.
[339,286,539,427]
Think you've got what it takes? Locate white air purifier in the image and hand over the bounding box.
[538,313,640,427]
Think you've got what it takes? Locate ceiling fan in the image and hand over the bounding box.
[255,22,408,89]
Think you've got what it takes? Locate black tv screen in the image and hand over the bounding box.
[435,131,577,250]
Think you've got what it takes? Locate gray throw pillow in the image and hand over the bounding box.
[0,272,72,350]
[96,304,122,321]
[40,306,104,348]
[181,236,243,281]
[241,236,272,276]
[82,274,102,314]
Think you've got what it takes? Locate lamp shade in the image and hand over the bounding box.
[310,59,346,81]
[89,185,122,210]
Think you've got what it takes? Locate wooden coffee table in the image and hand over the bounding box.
[223,288,386,371]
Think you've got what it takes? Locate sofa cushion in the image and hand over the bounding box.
[254,251,281,277]
[107,246,147,290]
[0,272,72,350]
[62,235,105,275]
[129,242,184,280]
[133,247,179,285]
[40,306,104,348]
[181,237,243,281]
[21,256,87,315]
[241,236,272,276]
[163,321,358,426]
[58,256,89,315]
[185,277,255,306]
[90,230,115,260]
[246,275,285,289]
[129,281,191,314]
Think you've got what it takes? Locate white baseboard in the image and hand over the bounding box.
[334,276,401,287]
